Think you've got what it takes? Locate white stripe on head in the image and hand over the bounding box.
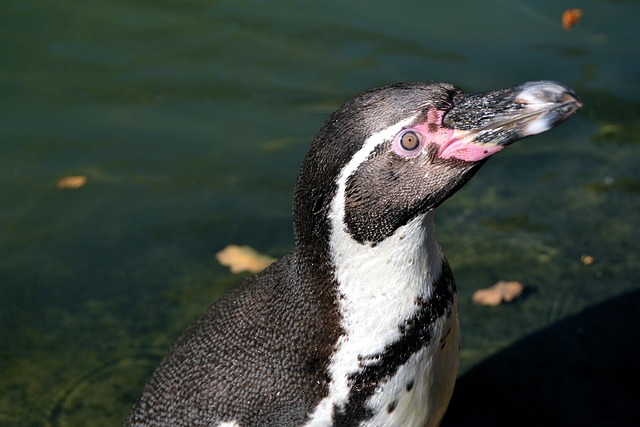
[304,116,446,425]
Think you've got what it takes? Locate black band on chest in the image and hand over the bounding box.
[332,259,456,426]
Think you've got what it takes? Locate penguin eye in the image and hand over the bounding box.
[393,129,423,157]
[400,131,420,151]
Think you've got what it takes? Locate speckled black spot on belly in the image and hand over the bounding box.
[332,259,456,426]
[406,380,414,392]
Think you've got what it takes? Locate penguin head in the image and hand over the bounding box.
[294,81,580,251]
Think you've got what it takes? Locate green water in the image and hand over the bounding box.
[1,1,639,425]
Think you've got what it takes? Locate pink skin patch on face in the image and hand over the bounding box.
[413,109,505,162]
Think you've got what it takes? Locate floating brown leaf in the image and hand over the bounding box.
[581,254,595,265]
[562,8,583,31]
[57,175,87,189]
[216,244,276,274]
[472,280,524,306]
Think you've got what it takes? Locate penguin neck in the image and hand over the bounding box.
[329,210,444,351]
[304,208,448,425]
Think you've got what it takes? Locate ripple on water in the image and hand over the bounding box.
[49,354,159,427]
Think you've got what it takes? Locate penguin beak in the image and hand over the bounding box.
[438,81,582,162]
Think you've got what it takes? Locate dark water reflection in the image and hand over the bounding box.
[1,0,639,425]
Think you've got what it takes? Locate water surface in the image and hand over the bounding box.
[1,0,639,425]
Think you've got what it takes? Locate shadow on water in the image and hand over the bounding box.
[442,289,640,427]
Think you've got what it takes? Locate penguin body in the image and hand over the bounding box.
[126,81,580,427]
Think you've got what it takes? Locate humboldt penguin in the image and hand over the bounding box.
[126,80,581,427]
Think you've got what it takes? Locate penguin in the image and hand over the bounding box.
[125,80,581,427]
